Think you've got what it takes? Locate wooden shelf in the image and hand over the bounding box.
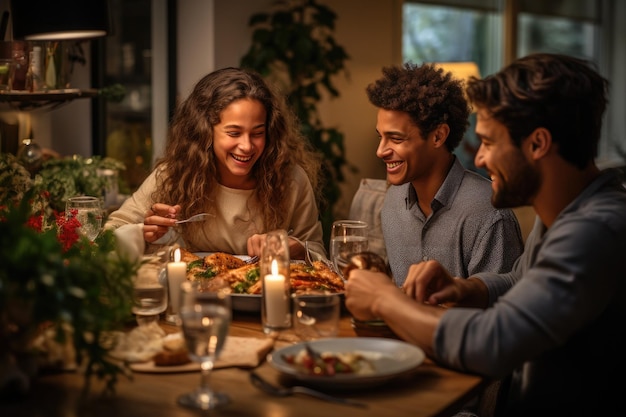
[0,89,99,111]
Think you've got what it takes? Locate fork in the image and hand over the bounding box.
[249,371,367,408]
[245,255,259,264]
[175,212,212,224]
[304,241,338,273]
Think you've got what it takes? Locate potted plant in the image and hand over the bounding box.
[0,153,138,398]
[240,0,356,247]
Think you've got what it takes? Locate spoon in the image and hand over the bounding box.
[249,371,367,408]
[175,212,212,224]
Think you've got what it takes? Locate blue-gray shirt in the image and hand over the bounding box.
[436,169,626,416]
[382,157,524,286]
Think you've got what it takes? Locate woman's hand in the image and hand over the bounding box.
[143,203,180,243]
[246,233,265,257]
[246,233,306,259]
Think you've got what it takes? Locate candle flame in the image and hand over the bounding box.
[174,248,181,263]
[271,259,278,276]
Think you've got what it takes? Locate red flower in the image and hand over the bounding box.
[56,210,82,252]
[26,213,43,232]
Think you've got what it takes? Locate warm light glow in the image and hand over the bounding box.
[174,248,181,263]
[25,30,107,41]
[433,62,481,83]
[433,62,481,111]
[271,259,279,276]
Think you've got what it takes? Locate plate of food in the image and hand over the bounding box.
[182,250,344,312]
[268,337,425,390]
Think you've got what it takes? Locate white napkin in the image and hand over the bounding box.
[114,223,145,263]
[215,336,275,369]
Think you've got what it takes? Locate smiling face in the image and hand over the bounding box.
[474,109,540,208]
[375,109,441,187]
[213,98,267,189]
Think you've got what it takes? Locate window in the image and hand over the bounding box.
[403,0,623,169]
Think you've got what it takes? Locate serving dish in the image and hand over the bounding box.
[351,318,400,339]
[192,252,343,313]
[231,293,262,312]
[268,337,425,390]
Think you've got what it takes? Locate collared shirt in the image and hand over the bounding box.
[436,169,626,416]
[382,157,523,286]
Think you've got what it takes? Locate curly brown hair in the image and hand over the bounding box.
[366,62,470,151]
[466,53,609,170]
[152,67,324,231]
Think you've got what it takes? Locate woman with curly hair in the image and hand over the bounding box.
[366,62,523,286]
[106,67,325,259]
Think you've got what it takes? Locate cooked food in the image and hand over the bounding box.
[211,261,344,295]
[153,333,190,366]
[282,348,376,376]
[289,262,344,293]
[179,248,201,264]
[179,248,344,295]
[204,252,247,272]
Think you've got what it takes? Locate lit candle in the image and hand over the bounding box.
[167,248,187,315]
[264,259,288,326]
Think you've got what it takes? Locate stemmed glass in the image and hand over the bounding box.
[177,281,232,410]
[132,256,168,326]
[329,220,369,278]
[65,196,103,241]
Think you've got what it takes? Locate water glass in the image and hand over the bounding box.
[177,281,231,410]
[260,229,291,334]
[65,196,103,241]
[329,220,369,278]
[132,256,168,326]
[293,292,341,340]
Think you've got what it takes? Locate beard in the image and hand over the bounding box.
[491,152,540,209]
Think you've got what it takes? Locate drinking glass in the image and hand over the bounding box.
[177,281,232,410]
[65,196,103,241]
[132,256,168,326]
[329,220,369,278]
[0,58,14,91]
[293,291,341,340]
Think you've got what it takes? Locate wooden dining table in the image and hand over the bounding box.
[0,311,488,417]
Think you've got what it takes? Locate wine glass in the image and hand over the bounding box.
[65,196,103,241]
[177,281,232,410]
[132,256,168,326]
[329,220,369,278]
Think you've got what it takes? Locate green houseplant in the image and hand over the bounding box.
[240,0,355,247]
[0,153,137,398]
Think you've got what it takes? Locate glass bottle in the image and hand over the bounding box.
[26,45,44,92]
[11,41,28,91]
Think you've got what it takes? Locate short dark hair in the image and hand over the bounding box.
[466,53,609,169]
[365,62,470,152]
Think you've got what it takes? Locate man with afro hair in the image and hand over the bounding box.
[366,62,523,287]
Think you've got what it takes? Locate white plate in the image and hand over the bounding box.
[268,337,425,390]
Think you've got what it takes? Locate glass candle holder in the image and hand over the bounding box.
[261,229,291,334]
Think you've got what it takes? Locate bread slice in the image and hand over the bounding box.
[153,333,190,366]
